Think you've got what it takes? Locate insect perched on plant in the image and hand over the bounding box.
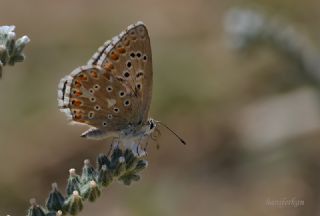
[58,21,185,153]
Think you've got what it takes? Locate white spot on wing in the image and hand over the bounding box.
[60,108,72,120]
[97,53,107,65]
[57,90,63,98]
[70,68,82,76]
[119,31,126,38]
[127,24,134,31]
[105,45,113,53]
[112,35,120,44]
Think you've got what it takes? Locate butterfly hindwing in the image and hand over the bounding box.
[58,65,140,131]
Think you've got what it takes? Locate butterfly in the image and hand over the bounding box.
[58,21,185,152]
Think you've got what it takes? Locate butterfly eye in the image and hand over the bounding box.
[90,97,96,102]
[89,88,94,94]
[119,91,125,97]
[106,86,113,92]
[136,52,142,58]
[102,121,107,127]
[94,105,101,111]
[130,52,135,58]
[150,121,154,129]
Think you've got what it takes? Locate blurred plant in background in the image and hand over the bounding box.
[224,7,320,88]
[0,26,30,78]
[223,7,320,215]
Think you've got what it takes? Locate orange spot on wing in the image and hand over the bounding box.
[110,52,119,61]
[74,80,82,88]
[124,40,130,46]
[74,113,82,120]
[72,89,83,96]
[75,91,82,96]
[78,74,88,81]
[72,109,86,122]
[90,70,98,78]
[117,47,126,54]
[71,99,82,107]
[103,71,111,80]
[104,62,114,71]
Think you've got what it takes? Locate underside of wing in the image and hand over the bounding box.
[89,21,153,125]
[57,21,153,132]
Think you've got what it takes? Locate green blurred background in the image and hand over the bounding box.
[1,0,320,215]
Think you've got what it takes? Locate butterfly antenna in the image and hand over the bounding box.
[157,121,186,145]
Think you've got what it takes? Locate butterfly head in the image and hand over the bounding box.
[144,118,157,135]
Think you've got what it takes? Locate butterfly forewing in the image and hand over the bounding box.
[58,22,153,132]
[94,22,153,125]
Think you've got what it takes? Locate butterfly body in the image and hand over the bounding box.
[58,22,157,147]
[80,118,157,141]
